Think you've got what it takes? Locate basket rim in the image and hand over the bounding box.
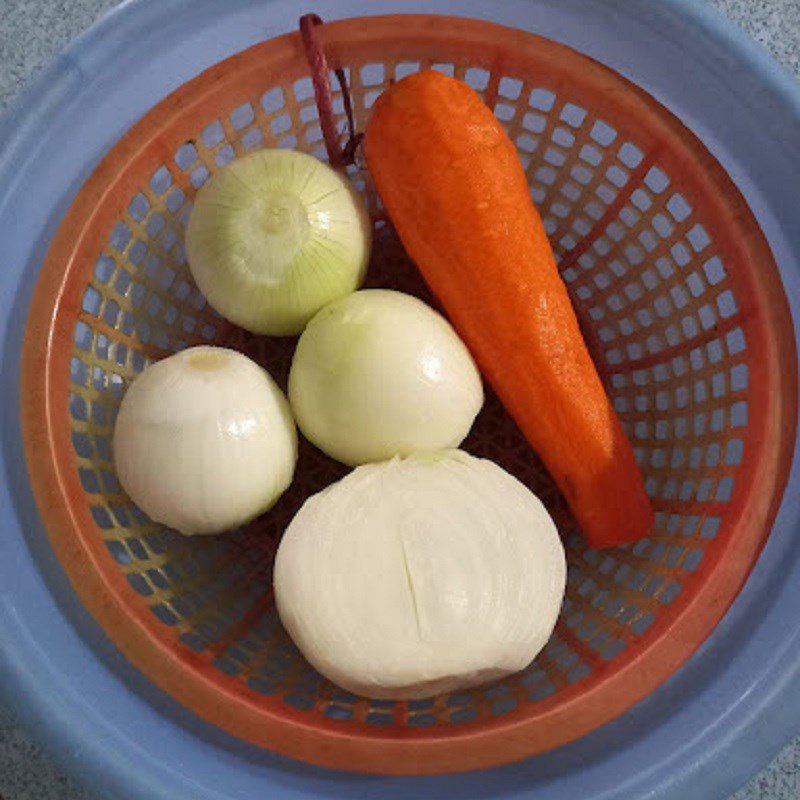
[16,9,799,778]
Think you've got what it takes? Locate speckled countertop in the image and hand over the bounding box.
[1,1,799,798]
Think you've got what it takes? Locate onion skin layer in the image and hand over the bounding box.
[288,289,484,467]
[274,450,566,700]
[186,149,371,336]
[113,346,297,535]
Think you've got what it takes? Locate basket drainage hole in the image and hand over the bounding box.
[527,680,556,702]
[450,707,478,724]
[180,632,207,652]
[498,76,522,99]
[126,573,153,597]
[261,87,284,114]
[324,705,353,721]
[283,694,315,712]
[365,712,394,725]
[105,540,131,565]
[491,696,518,715]
[590,119,617,146]
[152,604,178,625]
[248,677,277,695]
[529,87,555,112]
[396,61,421,81]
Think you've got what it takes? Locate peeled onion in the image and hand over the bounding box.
[274,450,566,699]
[113,346,297,535]
[288,289,484,466]
[186,149,371,335]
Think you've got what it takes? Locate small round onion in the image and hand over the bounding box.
[274,450,566,699]
[186,149,371,335]
[113,346,297,535]
[288,289,484,466]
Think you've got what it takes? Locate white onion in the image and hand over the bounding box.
[113,346,297,535]
[186,149,371,335]
[288,290,484,466]
[274,450,566,699]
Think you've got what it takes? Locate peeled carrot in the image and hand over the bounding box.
[364,70,653,548]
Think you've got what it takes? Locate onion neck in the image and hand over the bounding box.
[186,348,229,372]
[241,191,311,284]
[261,192,307,235]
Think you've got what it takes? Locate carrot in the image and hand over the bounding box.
[364,70,653,548]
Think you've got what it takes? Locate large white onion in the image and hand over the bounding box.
[274,450,566,699]
[113,346,297,535]
[186,149,371,335]
[288,290,484,466]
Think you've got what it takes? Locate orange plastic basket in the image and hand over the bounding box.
[20,14,797,775]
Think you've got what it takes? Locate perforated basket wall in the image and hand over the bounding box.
[21,15,796,775]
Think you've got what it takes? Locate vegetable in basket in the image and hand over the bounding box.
[364,70,654,549]
[274,450,566,700]
[288,289,484,466]
[186,149,371,336]
[113,346,297,535]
